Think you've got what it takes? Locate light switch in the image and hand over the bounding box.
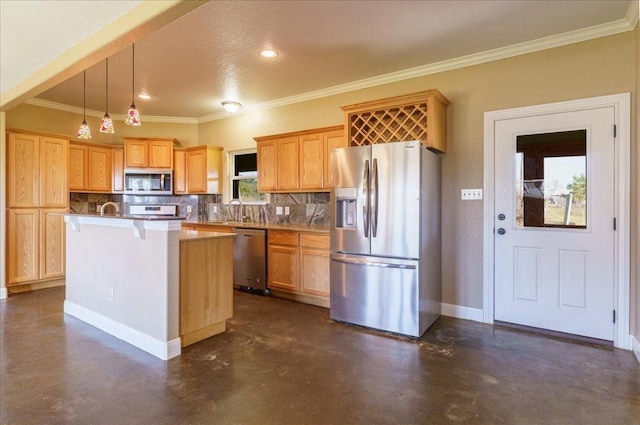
[276,206,283,215]
[461,189,483,200]
[284,206,290,215]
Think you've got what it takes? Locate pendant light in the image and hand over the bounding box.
[77,70,92,139]
[100,58,114,134]
[125,44,141,126]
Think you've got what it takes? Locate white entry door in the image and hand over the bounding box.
[494,107,615,340]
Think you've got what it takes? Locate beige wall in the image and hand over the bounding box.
[3,31,636,316]
[5,103,199,146]
[199,32,636,309]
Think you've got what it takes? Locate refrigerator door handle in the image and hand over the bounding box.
[362,159,370,238]
[331,257,416,270]
[371,158,378,238]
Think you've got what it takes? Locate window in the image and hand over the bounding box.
[229,150,268,204]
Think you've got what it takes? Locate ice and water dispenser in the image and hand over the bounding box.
[335,187,358,229]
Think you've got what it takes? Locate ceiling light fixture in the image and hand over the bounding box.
[77,70,92,140]
[100,58,114,134]
[222,101,241,113]
[260,49,278,59]
[125,43,141,126]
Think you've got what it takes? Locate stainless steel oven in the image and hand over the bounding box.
[124,169,173,195]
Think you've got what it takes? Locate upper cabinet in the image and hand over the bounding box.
[7,131,68,208]
[341,89,450,153]
[123,137,176,169]
[254,125,345,193]
[68,142,117,193]
[173,145,223,194]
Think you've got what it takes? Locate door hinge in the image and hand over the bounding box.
[613,124,617,138]
[613,310,616,323]
[613,217,617,231]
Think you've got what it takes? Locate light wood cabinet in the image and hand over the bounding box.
[257,139,277,191]
[181,223,233,233]
[68,142,118,193]
[341,89,449,153]
[124,138,175,169]
[68,144,88,191]
[186,146,223,194]
[254,125,344,193]
[112,147,124,193]
[173,149,186,194]
[267,230,330,303]
[88,146,112,192]
[7,130,69,289]
[8,133,68,208]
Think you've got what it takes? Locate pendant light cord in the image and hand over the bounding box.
[83,70,86,120]
[105,58,109,114]
[131,44,135,103]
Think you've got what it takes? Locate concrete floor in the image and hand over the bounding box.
[1,287,638,425]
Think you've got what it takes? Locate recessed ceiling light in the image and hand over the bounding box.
[260,49,278,59]
[138,94,151,100]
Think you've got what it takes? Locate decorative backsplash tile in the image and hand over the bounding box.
[69,192,329,226]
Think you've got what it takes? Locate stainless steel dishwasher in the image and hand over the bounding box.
[232,228,269,295]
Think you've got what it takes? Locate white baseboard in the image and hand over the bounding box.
[64,300,181,360]
[632,336,640,364]
[0,287,7,299]
[441,302,484,323]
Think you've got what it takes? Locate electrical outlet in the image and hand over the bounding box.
[461,189,483,200]
[276,206,283,215]
[96,204,102,213]
[186,205,192,213]
[108,288,114,301]
[284,206,290,215]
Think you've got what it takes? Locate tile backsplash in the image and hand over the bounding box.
[69,192,330,226]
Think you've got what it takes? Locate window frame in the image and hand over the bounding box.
[228,148,269,205]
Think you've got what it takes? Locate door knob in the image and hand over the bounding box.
[497,228,506,235]
[498,213,506,221]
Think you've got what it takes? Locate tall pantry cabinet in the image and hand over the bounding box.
[6,131,68,289]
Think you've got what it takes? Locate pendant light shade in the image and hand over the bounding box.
[125,44,141,126]
[100,58,115,134]
[77,70,92,140]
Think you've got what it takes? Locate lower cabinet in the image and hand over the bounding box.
[267,230,330,305]
[7,208,65,286]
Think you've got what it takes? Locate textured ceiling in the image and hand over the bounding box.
[4,0,636,121]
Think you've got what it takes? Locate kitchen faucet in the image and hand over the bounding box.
[228,198,243,222]
[100,202,120,216]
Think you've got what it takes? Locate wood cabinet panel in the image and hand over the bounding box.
[39,137,68,207]
[269,230,299,246]
[7,209,39,285]
[268,245,299,291]
[68,144,88,191]
[323,128,346,188]
[112,147,124,193]
[148,140,173,168]
[174,149,186,194]
[180,237,234,343]
[7,132,39,207]
[40,209,66,280]
[184,146,223,194]
[257,140,277,191]
[299,132,324,190]
[300,233,330,249]
[276,136,299,191]
[125,140,148,167]
[186,148,206,193]
[300,248,330,297]
[88,147,112,192]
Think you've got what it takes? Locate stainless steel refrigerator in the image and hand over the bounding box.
[330,140,441,337]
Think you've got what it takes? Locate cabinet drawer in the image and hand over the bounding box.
[269,230,299,246]
[300,233,329,249]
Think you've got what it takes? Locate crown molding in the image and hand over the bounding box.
[24,98,198,124]
[26,11,638,126]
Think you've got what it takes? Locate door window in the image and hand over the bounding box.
[515,130,586,228]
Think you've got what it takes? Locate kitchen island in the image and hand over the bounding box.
[63,214,235,360]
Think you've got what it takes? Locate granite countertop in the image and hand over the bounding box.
[185,220,330,234]
[64,213,186,221]
[179,229,237,241]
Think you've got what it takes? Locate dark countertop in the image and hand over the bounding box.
[184,220,330,234]
[64,213,186,221]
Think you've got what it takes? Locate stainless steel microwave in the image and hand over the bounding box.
[124,169,173,195]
